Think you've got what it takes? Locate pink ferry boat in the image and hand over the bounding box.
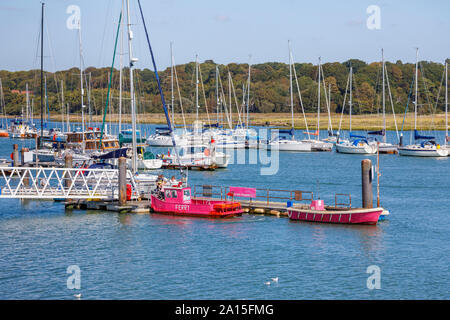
[151,186,244,218]
[288,200,382,225]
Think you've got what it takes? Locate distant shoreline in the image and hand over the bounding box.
[5,112,448,131]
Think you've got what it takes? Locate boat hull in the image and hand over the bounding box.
[398,146,448,157]
[335,143,376,154]
[151,195,243,218]
[262,140,312,152]
[288,207,382,225]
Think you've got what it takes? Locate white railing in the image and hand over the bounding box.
[0,167,138,200]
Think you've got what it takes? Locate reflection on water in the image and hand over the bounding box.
[0,125,449,299]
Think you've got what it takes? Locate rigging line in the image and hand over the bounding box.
[97,0,114,67]
[400,76,415,133]
[99,10,122,146]
[320,64,332,132]
[217,70,232,129]
[291,56,310,139]
[137,0,183,173]
[172,55,187,132]
[338,71,350,135]
[429,64,445,128]
[197,63,211,126]
[418,62,437,131]
[384,64,400,142]
[228,71,243,128]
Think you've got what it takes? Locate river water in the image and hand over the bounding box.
[0,123,448,299]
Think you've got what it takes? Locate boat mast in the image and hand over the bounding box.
[317,57,321,140]
[61,80,65,132]
[118,0,124,134]
[349,66,353,133]
[246,56,251,130]
[414,48,419,134]
[126,0,138,172]
[78,15,85,145]
[40,2,44,149]
[0,78,7,130]
[195,54,199,134]
[446,61,448,146]
[216,65,219,124]
[26,83,29,122]
[171,42,175,127]
[289,41,294,138]
[382,48,386,143]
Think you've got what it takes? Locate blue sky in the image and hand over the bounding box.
[0,0,449,72]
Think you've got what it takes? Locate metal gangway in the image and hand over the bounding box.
[0,166,140,200]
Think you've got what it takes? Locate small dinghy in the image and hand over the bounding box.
[288,200,382,225]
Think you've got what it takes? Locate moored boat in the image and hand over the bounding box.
[151,185,244,218]
[288,200,382,225]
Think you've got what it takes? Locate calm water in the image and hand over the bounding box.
[0,123,449,299]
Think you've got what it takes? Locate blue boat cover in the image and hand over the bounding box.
[414,130,435,140]
[352,138,368,146]
[368,130,385,136]
[350,132,366,139]
[279,128,294,136]
[93,147,128,160]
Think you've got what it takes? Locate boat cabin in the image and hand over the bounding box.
[161,186,191,203]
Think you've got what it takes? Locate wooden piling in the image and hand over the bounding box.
[118,157,127,206]
[21,148,30,186]
[64,153,73,189]
[361,159,373,209]
[13,144,19,167]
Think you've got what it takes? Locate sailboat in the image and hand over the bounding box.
[398,49,448,157]
[368,49,399,154]
[336,66,377,154]
[261,41,311,152]
[300,57,333,151]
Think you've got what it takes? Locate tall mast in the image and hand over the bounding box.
[126,0,138,172]
[349,66,353,133]
[171,42,175,127]
[382,48,386,142]
[118,0,124,133]
[289,41,294,136]
[216,65,219,124]
[246,56,251,130]
[61,80,65,132]
[317,57,321,140]
[26,83,29,122]
[446,61,448,146]
[40,2,44,148]
[78,16,85,142]
[88,72,92,127]
[195,54,199,132]
[414,48,419,132]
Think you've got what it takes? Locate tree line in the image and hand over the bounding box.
[1,58,449,118]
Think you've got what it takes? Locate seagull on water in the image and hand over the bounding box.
[74,293,82,299]
[271,277,279,283]
[264,281,271,286]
